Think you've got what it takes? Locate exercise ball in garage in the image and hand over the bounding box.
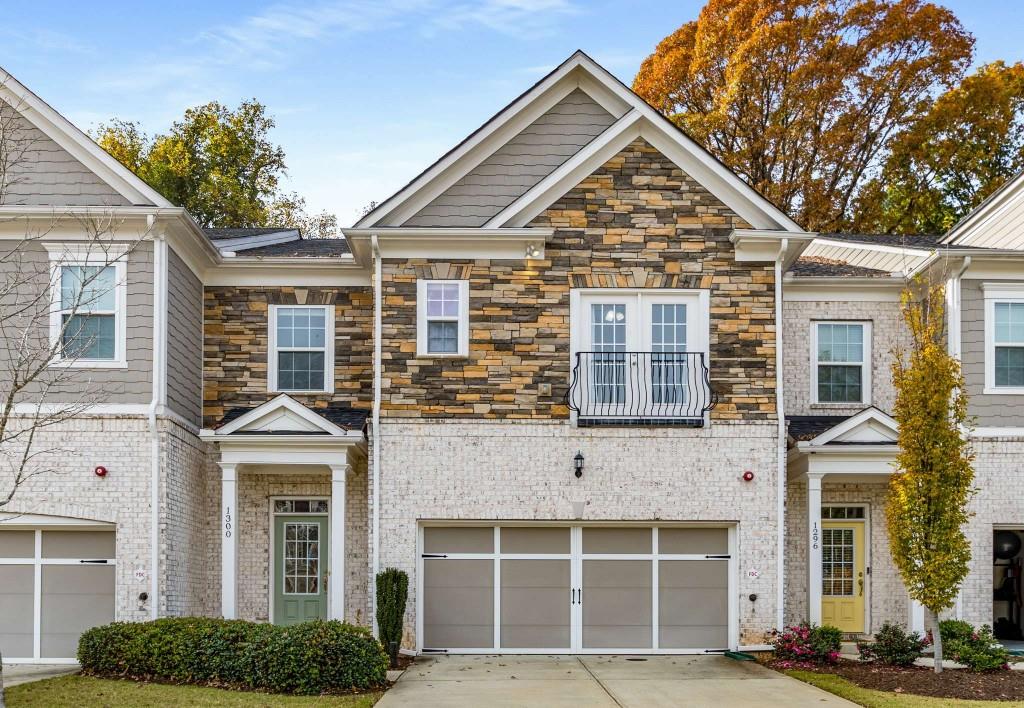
[994,530,1022,560]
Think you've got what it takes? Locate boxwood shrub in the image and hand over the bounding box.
[78,617,388,694]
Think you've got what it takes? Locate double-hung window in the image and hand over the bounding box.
[984,285,1024,393]
[812,322,870,404]
[417,280,469,356]
[269,305,335,393]
[49,252,127,368]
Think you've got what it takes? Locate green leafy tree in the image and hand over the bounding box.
[94,101,334,232]
[887,281,975,672]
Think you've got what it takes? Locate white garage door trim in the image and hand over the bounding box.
[0,527,116,663]
[416,522,738,655]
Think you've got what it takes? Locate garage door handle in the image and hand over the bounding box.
[421,554,448,559]
[80,559,109,564]
[705,554,730,559]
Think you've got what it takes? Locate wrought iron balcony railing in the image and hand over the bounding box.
[566,351,716,426]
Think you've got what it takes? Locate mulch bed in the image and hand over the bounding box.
[767,659,1024,701]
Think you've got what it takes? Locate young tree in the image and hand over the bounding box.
[887,280,975,673]
[633,0,974,231]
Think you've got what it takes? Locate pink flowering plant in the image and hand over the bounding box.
[769,622,843,667]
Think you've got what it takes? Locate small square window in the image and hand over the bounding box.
[417,280,468,356]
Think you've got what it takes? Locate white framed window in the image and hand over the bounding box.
[417,280,469,357]
[48,253,127,368]
[268,304,335,393]
[983,284,1024,394]
[811,321,871,405]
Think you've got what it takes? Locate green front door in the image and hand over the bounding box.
[273,515,328,625]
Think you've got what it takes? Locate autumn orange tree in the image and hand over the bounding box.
[857,61,1024,234]
[634,0,973,231]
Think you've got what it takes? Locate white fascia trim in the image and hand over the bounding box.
[215,393,348,436]
[0,513,114,527]
[0,69,171,207]
[343,228,552,265]
[806,408,898,447]
[794,442,898,455]
[971,427,1024,438]
[200,432,364,444]
[205,262,370,287]
[483,109,643,227]
[783,279,905,303]
[214,230,300,254]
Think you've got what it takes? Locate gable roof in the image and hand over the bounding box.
[943,170,1024,249]
[791,407,899,447]
[356,50,803,233]
[0,66,171,208]
[212,394,367,436]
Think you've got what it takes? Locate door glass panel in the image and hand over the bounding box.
[659,560,728,649]
[821,527,855,596]
[582,527,651,554]
[424,526,493,554]
[582,560,652,648]
[423,559,494,648]
[500,559,570,649]
[658,528,727,555]
[590,304,627,405]
[500,527,570,554]
[283,522,320,595]
[651,303,688,404]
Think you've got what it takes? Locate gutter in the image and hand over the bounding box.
[371,234,382,636]
[774,238,788,633]
[148,216,167,620]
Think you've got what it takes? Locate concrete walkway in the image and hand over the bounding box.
[377,655,855,707]
[2,664,79,688]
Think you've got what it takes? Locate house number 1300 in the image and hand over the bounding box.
[224,507,232,538]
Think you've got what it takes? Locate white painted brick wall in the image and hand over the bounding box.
[373,419,781,648]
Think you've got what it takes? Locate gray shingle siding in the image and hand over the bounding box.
[962,278,1024,426]
[405,89,616,226]
[0,99,132,207]
[166,247,203,426]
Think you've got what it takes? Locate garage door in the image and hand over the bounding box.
[420,525,731,653]
[0,529,115,662]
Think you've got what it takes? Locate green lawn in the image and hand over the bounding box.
[5,675,383,707]
[787,670,1024,708]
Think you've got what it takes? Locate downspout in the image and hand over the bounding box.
[949,255,970,621]
[148,217,167,620]
[371,234,382,636]
[774,238,789,633]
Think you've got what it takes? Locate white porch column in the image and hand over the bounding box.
[909,599,926,634]
[807,473,823,625]
[329,464,349,621]
[220,463,238,619]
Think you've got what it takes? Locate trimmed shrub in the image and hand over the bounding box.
[78,617,388,694]
[769,622,842,665]
[857,622,926,666]
[376,567,409,666]
[938,620,1010,672]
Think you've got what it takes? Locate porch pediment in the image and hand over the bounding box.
[211,394,362,437]
[804,407,898,446]
[787,408,899,480]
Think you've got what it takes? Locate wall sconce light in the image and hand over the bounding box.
[525,243,542,259]
[574,451,584,478]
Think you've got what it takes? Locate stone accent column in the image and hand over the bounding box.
[330,464,349,621]
[220,463,238,619]
[807,473,823,625]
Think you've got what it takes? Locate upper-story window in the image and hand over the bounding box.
[983,285,1024,394]
[268,305,335,393]
[417,280,469,357]
[49,255,127,368]
[812,321,871,405]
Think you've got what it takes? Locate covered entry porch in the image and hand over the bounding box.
[201,395,369,625]
[786,408,923,636]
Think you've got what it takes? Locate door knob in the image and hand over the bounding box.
[857,574,863,597]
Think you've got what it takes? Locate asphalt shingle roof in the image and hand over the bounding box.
[789,257,892,278]
[786,415,852,442]
[202,227,297,240]
[231,238,351,257]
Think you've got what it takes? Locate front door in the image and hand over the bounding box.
[821,521,865,633]
[273,515,328,625]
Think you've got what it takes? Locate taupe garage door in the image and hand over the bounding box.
[0,529,115,661]
[421,525,730,653]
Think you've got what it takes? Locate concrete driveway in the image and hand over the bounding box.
[377,655,854,707]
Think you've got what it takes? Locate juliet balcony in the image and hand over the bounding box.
[566,351,716,427]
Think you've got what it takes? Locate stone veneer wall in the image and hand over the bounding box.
[783,299,907,417]
[235,466,370,626]
[785,480,909,632]
[378,139,773,421]
[202,286,372,428]
[374,419,781,648]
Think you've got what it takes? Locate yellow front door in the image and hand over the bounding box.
[821,521,865,633]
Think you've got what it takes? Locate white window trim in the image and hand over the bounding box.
[268,304,335,394]
[983,285,1024,394]
[810,321,871,406]
[48,253,128,369]
[417,279,470,357]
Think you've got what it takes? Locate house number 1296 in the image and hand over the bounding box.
[811,521,819,550]
[224,507,232,538]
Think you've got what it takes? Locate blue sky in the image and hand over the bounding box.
[3,1,1021,226]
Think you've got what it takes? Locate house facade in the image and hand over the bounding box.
[2,52,1024,662]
